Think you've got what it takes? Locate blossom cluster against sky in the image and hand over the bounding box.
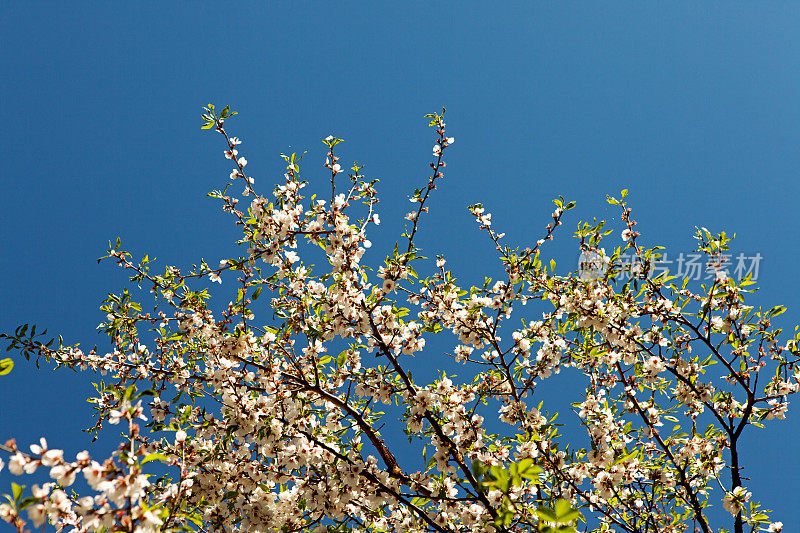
[2,2,800,525]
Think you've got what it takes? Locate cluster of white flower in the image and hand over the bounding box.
[2,108,798,533]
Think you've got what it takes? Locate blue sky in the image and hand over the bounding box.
[2,2,800,527]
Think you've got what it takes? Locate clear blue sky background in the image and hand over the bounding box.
[2,2,800,528]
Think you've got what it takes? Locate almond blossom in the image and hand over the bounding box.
[0,106,796,533]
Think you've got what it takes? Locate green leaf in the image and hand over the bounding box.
[554,499,580,522]
[554,500,570,516]
[11,483,24,502]
[141,453,169,465]
[517,458,542,481]
[536,505,558,522]
[489,466,510,492]
[768,305,787,318]
[322,136,343,148]
[18,496,40,510]
[221,490,239,501]
[123,384,137,401]
[0,358,13,376]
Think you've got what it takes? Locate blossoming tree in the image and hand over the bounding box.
[0,106,795,533]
